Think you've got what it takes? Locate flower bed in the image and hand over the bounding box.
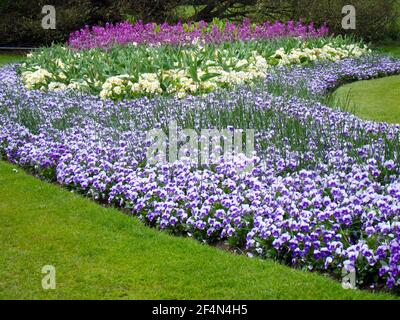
[1,53,400,290]
[68,19,329,50]
[19,37,368,100]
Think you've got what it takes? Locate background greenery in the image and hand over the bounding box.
[1,0,399,47]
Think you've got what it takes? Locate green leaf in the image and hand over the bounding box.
[200,72,220,82]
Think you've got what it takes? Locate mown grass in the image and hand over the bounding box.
[0,53,399,299]
[0,53,25,65]
[373,40,400,58]
[333,75,400,124]
[0,161,395,300]
[333,42,400,124]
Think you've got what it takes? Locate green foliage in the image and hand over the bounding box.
[18,36,357,98]
[248,0,400,41]
[2,1,399,47]
[0,0,133,47]
[293,0,400,41]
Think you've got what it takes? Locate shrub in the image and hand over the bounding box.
[250,0,400,41]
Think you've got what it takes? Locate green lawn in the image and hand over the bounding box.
[334,41,400,123]
[0,53,399,300]
[333,75,400,124]
[0,53,25,65]
[333,42,400,124]
[373,41,400,58]
[1,161,392,300]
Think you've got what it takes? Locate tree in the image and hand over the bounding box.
[0,0,398,46]
[0,0,128,46]
[122,1,257,22]
[186,0,256,21]
[247,0,399,40]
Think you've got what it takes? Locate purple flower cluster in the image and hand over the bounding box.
[68,19,329,50]
[1,56,400,290]
[266,55,400,96]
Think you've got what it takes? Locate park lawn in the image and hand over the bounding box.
[0,54,25,65]
[373,41,400,58]
[0,161,396,300]
[0,54,399,299]
[333,42,400,124]
[378,46,400,58]
[333,75,400,124]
